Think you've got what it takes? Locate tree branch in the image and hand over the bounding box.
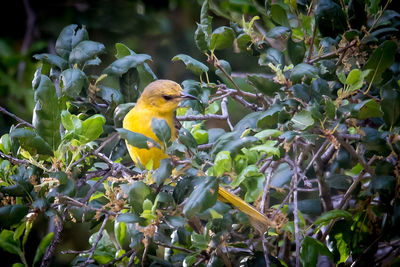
[41,211,66,267]
[0,105,34,128]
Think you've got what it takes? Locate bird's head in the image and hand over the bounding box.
[137,80,200,113]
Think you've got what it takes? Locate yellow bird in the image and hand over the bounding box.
[123,79,275,230]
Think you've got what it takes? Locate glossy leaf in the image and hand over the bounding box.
[183,176,218,218]
[55,24,89,59]
[33,53,68,70]
[69,40,106,65]
[271,4,290,27]
[291,110,314,130]
[60,68,88,98]
[247,74,280,97]
[0,205,29,228]
[33,232,54,265]
[103,54,151,76]
[172,54,209,76]
[153,158,173,186]
[287,36,306,65]
[380,87,400,128]
[209,26,235,50]
[363,40,398,83]
[353,99,383,119]
[290,63,319,84]
[300,236,334,266]
[117,128,160,150]
[32,75,61,151]
[151,118,171,145]
[9,128,53,156]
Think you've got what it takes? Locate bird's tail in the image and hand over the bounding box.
[217,186,276,232]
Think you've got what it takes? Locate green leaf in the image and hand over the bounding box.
[346,69,360,85]
[250,140,280,157]
[195,24,209,52]
[270,162,293,187]
[120,181,151,214]
[178,128,198,149]
[266,26,291,38]
[0,230,21,255]
[151,118,171,145]
[0,205,29,228]
[117,128,160,150]
[363,40,398,83]
[353,99,383,119]
[257,105,281,128]
[183,176,218,218]
[172,54,209,76]
[0,134,11,154]
[33,232,54,265]
[231,165,260,188]
[116,213,140,224]
[213,151,232,177]
[33,53,68,70]
[259,48,285,67]
[287,35,306,65]
[10,128,53,156]
[69,40,105,66]
[55,24,89,59]
[114,43,157,91]
[326,174,353,190]
[60,68,88,98]
[247,74,280,97]
[236,33,252,53]
[290,84,312,102]
[271,4,290,27]
[113,103,135,128]
[153,158,173,186]
[33,75,61,151]
[114,221,127,247]
[80,114,106,142]
[380,87,400,128]
[209,26,235,50]
[323,96,336,120]
[313,210,352,232]
[254,129,282,140]
[290,63,319,84]
[300,236,334,267]
[291,110,315,130]
[103,54,152,76]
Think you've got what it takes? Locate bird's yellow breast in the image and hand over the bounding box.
[123,105,175,169]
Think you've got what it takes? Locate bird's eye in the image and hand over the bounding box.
[163,95,173,101]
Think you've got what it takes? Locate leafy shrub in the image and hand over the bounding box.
[0,0,399,266]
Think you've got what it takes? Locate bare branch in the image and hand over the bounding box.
[80,215,110,266]
[292,142,301,267]
[101,249,136,267]
[0,151,30,166]
[337,135,375,176]
[0,105,34,128]
[41,211,66,267]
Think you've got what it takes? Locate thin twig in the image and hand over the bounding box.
[197,143,213,150]
[0,105,34,128]
[153,241,195,254]
[101,249,136,267]
[308,39,357,64]
[81,170,112,203]
[80,215,110,266]
[262,234,271,267]
[337,135,375,175]
[0,151,30,165]
[41,211,66,267]
[292,142,301,267]
[60,195,119,217]
[306,20,318,63]
[320,155,377,242]
[221,97,233,131]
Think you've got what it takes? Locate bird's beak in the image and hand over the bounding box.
[180,92,202,103]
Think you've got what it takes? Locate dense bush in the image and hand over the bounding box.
[0,0,399,266]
